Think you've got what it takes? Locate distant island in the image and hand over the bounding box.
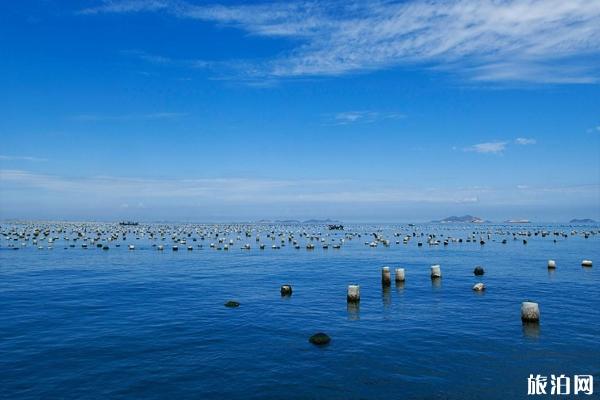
[570,218,596,224]
[432,215,488,223]
[504,219,531,224]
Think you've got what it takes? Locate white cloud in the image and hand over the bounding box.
[332,111,405,125]
[0,155,47,162]
[69,112,187,121]
[78,0,170,15]
[515,137,536,145]
[0,169,507,205]
[464,141,507,154]
[2,170,598,215]
[81,0,600,83]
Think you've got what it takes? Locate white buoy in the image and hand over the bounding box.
[347,285,360,303]
[381,266,391,286]
[430,264,441,279]
[472,283,485,291]
[395,268,405,282]
[547,260,556,268]
[521,301,540,322]
[128,244,135,250]
[582,260,592,267]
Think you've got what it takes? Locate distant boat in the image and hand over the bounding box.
[328,224,344,230]
[505,219,530,224]
[119,221,139,226]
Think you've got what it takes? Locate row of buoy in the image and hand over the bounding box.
[548,259,593,268]
[225,263,551,346]
[6,221,597,249]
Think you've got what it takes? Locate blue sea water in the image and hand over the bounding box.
[1,223,599,399]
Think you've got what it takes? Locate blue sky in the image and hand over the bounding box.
[1,0,599,222]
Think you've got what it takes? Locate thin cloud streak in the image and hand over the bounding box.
[2,169,598,207]
[81,0,600,83]
[515,137,537,145]
[464,141,507,154]
[0,155,47,162]
[331,111,406,125]
[69,112,188,121]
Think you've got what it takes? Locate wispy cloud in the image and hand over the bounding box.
[331,111,405,125]
[2,169,597,209]
[122,49,212,68]
[81,0,600,83]
[0,169,504,205]
[464,141,507,154]
[69,112,187,121]
[515,137,536,145]
[78,0,170,15]
[0,155,47,162]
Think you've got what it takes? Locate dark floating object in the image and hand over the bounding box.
[473,266,485,276]
[328,224,344,230]
[309,332,331,345]
[224,300,240,308]
[280,284,293,296]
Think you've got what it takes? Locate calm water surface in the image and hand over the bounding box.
[1,223,599,399]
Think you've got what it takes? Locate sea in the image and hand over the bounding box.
[1,222,599,399]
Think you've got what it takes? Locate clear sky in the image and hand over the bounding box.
[1,0,599,222]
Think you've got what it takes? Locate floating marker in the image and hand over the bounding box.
[521,301,540,322]
[309,332,330,346]
[381,266,391,286]
[280,284,293,296]
[395,268,405,282]
[347,285,360,303]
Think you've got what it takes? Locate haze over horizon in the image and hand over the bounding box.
[1,0,599,222]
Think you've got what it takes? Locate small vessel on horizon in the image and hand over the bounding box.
[119,221,139,226]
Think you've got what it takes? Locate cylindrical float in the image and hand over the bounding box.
[521,301,540,322]
[381,266,391,286]
[395,268,405,282]
[347,284,360,303]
